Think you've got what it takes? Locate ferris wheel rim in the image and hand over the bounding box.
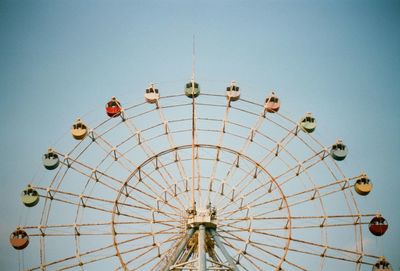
[13,86,388,271]
[110,143,293,269]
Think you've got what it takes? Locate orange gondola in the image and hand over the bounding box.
[372,257,392,271]
[10,229,29,250]
[264,92,280,113]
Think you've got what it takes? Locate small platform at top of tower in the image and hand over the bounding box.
[187,206,217,229]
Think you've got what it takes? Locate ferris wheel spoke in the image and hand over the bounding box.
[229,141,327,208]
[212,111,266,207]
[118,165,188,216]
[119,238,175,265]
[125,252,160,271]
[34,185,180,221]
[257,183,359,218]
[57,147,186,213]
[211,148,264,208]
[24,222,179,237]
[27,234,174,271]
[212,111,294,209]
[66,138,96,165]
[117,184,182,217]
[194,153,203,207]
[210,152,288,218]
[221,229,288,269]
[220,213,375,226]
[92,130,150,172]
[114,116,180,152]
[274,150,327,184]
[114,229,180,250]
[128,161,189,212]
[254,126,298,169]
[213,167,270,218]
[119,109,191,209]
[123,235,180,270]
[218,234,278,271]
[36,194,178,227]
[121,146,193,209]
[123,173,184,214]
[221,220,368,234]
[216,172,270,215]
[55,151,125,187]
[157,101,190,180]
[118,233,182,270]
[240,149,328,207]
[229,232,308,271]
[238,237,351,270]
[26,241,118,271]
[36,253,117,271]
[204,99,234,208]
[247,229,378,264]
[39,166,72,228]
[114,230,182,270]
[215,127,299,214]
[225,228,370,268]
[219,174,359,219]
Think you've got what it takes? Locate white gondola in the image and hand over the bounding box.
[144,83,160,104]
[226,80,240,101]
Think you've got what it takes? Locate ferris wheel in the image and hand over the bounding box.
[11,80,392,271]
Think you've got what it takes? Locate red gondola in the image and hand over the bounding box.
[105,97,122,117]
[369,215,388,236]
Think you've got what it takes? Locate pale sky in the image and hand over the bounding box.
[0,1,399,270]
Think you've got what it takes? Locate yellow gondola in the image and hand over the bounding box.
[354,174,372,196]
[71,118,88,140]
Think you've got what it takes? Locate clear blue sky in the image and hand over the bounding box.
[0,0,399,270]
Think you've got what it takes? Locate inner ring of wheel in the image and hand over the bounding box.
[111,143,292,270]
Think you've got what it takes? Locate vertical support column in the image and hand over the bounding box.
[209,228,239,271]
[198,224,207,271]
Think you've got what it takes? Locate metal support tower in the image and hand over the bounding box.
[160,205,238,271]
[198,225,207,271]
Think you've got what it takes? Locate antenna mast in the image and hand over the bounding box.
[191,35,196,212]
[192,35,196,80]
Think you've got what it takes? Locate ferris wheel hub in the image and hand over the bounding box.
[187,206,218,229]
